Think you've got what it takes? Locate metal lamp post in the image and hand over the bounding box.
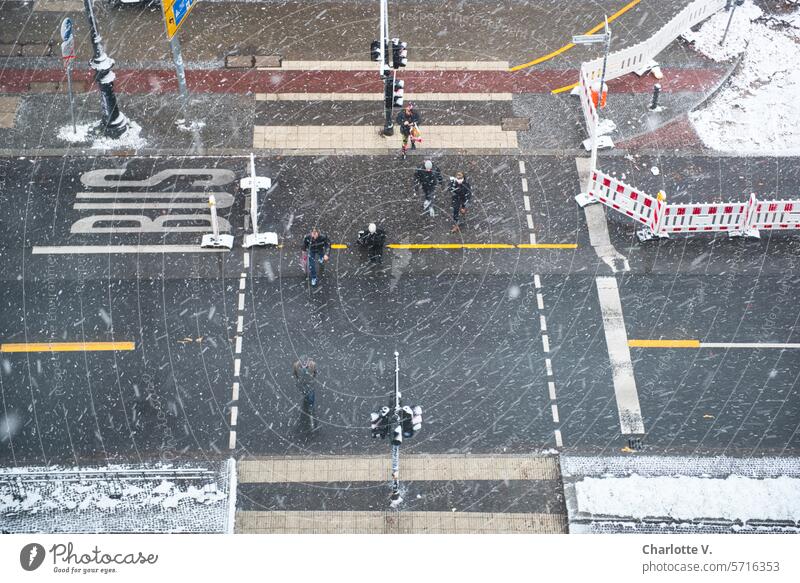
[573,16,611,108]
[83,0,128,137]
[720,0,745,46]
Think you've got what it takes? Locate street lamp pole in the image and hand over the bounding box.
[83,0,128,137]
[390,351,402,506]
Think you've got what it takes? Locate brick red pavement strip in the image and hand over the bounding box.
[0,67,726,95]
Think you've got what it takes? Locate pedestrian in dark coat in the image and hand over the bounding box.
[396,103,420,154]
[302,227,331,286]
[449,172,472,233]
[414,159,443,211]
[357,223,387,263]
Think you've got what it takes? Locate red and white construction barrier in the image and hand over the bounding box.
[585,171,800,241]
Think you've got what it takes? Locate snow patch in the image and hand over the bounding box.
[576,474,800,522]
[687,4,800,154]
[57,120,147,150]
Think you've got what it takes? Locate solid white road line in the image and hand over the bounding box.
[277,60,509,71]
[701,342,800,349]
[32,245,227,254]
[256,92,514,101]
[596,276,645,435]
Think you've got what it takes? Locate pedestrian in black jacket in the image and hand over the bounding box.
[302,227,331,286]
[396,103,420,155]
[357,223,387,263]
[449,172,472,233]
[414,159,443,211]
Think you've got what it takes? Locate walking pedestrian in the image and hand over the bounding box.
[357,222,387,263]
[396,103,420,157]
[293,356,318,426]
[302,227,331,287]
[448,172,472,233]
[414,159,443,212]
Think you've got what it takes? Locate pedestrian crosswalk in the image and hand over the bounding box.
[235,455,567,534]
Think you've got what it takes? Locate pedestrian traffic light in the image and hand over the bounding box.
[392,79,404,108]
[391,424,403,446]
[391,38,407,69]
[370,406,391,439]
[370,40,381,62]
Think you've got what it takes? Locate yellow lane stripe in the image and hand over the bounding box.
[628,339,701,348]
[510,0,641,72]
[330,244,348,249]
[551,82,579,95]
[388,244,515,249]
[517,243,578,249]
[0,342,136,353]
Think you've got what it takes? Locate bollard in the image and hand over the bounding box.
[649,83,662,111]
[200,194,234,249]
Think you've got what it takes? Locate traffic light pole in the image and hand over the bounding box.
[380,0,394,135]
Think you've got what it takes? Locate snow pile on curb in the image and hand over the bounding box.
[0,463,231,533]
[687,3,800,154]
[575,474,800,522]
[57,120,147,150]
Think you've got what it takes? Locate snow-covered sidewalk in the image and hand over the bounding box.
[562,456,800,534]
[686,2,800,154]
[0,461,234,533]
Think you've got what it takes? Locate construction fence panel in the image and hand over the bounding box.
[661,202,748,234]
[579,68,599,139]
[581,0,727,83]
[751,200,800,232]
[589,171,659,226]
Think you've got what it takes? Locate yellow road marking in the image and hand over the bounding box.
[510,0,641,72]
[330,244,348,249]
[551,83,579,95]
[0,342,136,352]
[628,339,701,348]
[517,243,578,249]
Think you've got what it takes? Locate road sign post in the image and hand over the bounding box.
[60,18,77,135]
[162,0,198,124]
[241,153,278,248]
[200,195,234,249]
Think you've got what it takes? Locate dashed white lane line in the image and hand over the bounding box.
[230,251,251,450]
[596,276,645,435]
[520,158,562,450]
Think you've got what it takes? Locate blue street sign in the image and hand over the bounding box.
[163,0,197,39]
[60,17,73,43]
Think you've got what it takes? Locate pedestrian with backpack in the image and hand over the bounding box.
[448,172,472,233]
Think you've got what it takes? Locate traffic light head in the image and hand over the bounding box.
[370,406,391,439]
[370,40,381,62]
[393,79,405,108]
[391,38,408,69]
[391,425,403,446]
